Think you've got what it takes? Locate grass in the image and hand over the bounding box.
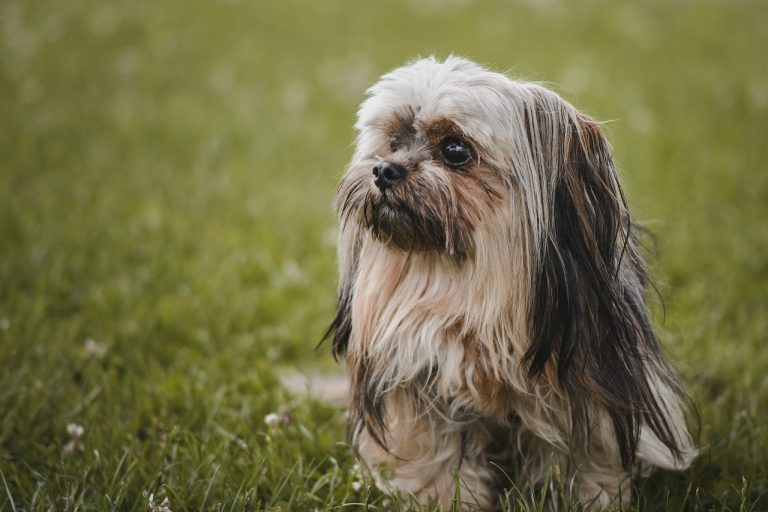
[0,0,766,509]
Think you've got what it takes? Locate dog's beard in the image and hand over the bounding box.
[338,164,475,258]
[363,189,448,253]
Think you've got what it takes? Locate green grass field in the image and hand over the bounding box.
[1,0,767,510]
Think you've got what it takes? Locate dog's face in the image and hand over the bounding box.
[338,112,491,258]
[335,58,540,260]
[335,56,607,265]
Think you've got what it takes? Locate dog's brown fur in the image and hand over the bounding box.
[328,56,696,509]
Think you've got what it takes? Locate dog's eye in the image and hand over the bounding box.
[440,138,473,167]
[389,134,401,152]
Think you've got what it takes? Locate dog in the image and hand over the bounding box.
[327,56,696,509]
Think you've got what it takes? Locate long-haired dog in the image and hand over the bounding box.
[327,56,696,509]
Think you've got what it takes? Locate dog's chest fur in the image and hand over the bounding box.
[348,238,527,420]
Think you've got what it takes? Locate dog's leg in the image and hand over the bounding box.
[573,462,631,510]
[571,415,633,510]
[354,396,497,510]
[575,373,697,509]
[508,405,631,509]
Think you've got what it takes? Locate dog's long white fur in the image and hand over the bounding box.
[331,56,696,510]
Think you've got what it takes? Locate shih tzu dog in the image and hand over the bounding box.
[327,56,696,509]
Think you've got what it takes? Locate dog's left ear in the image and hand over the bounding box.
[523,95,686,468]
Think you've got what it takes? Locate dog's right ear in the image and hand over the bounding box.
[324,218,362,359]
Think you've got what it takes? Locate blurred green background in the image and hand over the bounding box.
[1,0,766,510]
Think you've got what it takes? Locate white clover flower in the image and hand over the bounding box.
[351,481,362,492]
[64,423,84,455]
[66,423,84,438]
[264,408,292,429]
[148,493,172,512]
[83,338,107,359]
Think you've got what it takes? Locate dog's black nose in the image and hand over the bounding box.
[372,161,407,191]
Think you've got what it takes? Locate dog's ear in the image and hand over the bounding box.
[323,218,362,359]
[523,97,686,468]
[325,292,352,360]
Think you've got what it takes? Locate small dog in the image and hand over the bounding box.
[327,56,696,509]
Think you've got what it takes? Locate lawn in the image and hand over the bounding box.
[1,0,767,510]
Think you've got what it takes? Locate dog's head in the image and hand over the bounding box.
[336,56,622,266]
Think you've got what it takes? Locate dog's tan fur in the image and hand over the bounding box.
[329,56,696,509]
